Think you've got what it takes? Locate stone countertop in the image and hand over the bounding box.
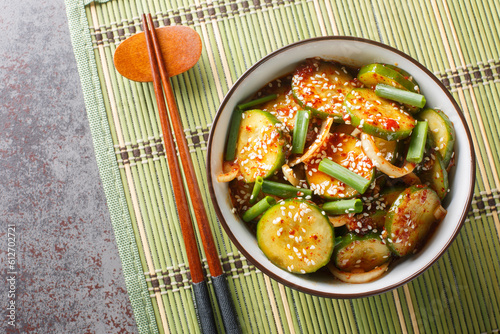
[0,0,138,333]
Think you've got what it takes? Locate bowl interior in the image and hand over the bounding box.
[208,37,474,297]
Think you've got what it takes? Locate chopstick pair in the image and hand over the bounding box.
[141,14,241,334]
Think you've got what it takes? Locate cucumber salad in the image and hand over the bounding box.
[218,58,455,284]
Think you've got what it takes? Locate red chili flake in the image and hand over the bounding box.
[383,119,400,130]
[420,189,428,203]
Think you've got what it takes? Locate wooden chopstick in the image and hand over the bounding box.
[141,15,217,334]
[142,14,241,334]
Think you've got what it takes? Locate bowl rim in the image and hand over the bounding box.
[206,36,476,298]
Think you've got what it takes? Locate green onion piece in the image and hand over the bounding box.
[375,84,426,108]
[291,109,311,154]
[224,108,243,161]
[249,176,264,204]
[242,196,276,222]
[237,94,277,110]
[262,180,313,198]
[323,199,363,215]
[318,159,371,194]
[406,121,428,163]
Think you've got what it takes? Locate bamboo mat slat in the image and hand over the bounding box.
[65,0,500,333]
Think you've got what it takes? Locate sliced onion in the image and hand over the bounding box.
[328,214,354,227]
[434,205,447,221]
[217,161,239,183]
[361,133,415,178]
[350,128,362,138]
[289,117,334,167]
[327,261,390,284]
[282,164,300,187]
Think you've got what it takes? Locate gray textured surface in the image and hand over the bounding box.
[0,0,138,333]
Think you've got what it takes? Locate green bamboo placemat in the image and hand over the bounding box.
[65,0,500,333]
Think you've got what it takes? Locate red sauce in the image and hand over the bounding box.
[295,62,314,77]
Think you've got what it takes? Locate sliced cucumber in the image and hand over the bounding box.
[344,210,386,234]
[305,132,374,199]
[367,210,386,230]
[420,153,449,200]
[379,186,406,207]
[258,79,301,130]
[373,136,399,164]
[416,108,455,168]
[334,232,391,272]
[358,63,421,113]
[236,109,287,183]
[385,185,442,256]
[345,88,416,141]
[257,199,334,274]
[342,185,401,234]
[357,63,419,92]
[292,58,359,120]
[383,64,419,90]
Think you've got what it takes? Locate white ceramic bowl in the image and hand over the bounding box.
[207,37,475,298]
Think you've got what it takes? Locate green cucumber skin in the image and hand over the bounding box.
[244,109,281,127]
[385,185,441,257]
[383,64,419,88]
[345,88,416,141]
[333,232,391,272]
[291,89,335,120]
[225,108,243,161]
[357,63,418,92]
[420,153,449,200]
[348,112,413,141]
[358,64,421,113]
[416,108,455,168]
[236,109,286,183]
[256,199,334,274]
